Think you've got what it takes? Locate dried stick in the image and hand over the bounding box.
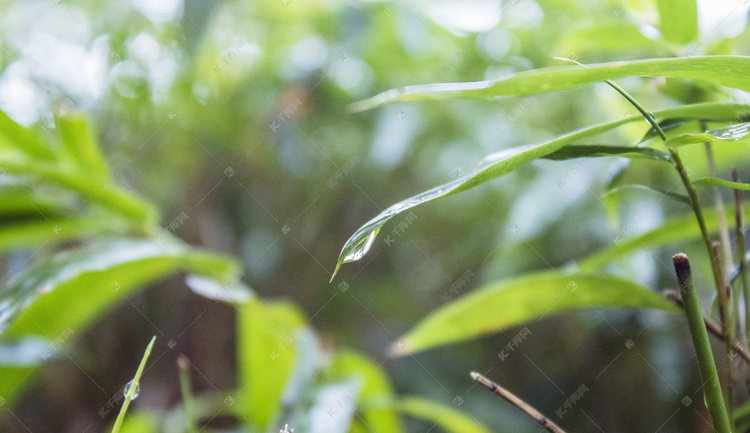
[471,372,566,433]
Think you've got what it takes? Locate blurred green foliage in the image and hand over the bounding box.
[0,0,749,432]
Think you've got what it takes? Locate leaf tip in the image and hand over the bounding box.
[389,339,412,357]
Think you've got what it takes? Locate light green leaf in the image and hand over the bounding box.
[603,184,691,205]
[236,299,307,431]
[393,272,677,355]
[2,238,240,339]
[693,177,750,191]
[349,56,750,112]
[560,21,666,55]
[384,397,488,433]
[665,122,750,148]
[55,113,111,183]
[657,0,699,45]
[326,350,404,433]
[579,206,750,270]
[332,103,750,278]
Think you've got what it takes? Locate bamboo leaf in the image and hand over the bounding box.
[332,103,750,278]
[393,272,677,356]
[384,397,489,433]
[693,177,750,191]
[349,57,750,112]
[541,145,671,161]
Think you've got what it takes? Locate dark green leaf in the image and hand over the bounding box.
[542,145,671,161]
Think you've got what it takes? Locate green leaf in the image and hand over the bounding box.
[111,336,156,433]
[579,206,750,270]
[693,177,750,191]
[383,397,488,433]
[657,0,699,45]
[326,350,404,433]
[560,21,666,56]
[0,110,54,161]
[332,103,750,278]
[541,145,672,161]
[349,57,750,112]
[393,272,677,355]
[603,184,691,205]
[665,122,750,148]
[1,238,240,339]
[54,113,111,183]
[236,299,307,431]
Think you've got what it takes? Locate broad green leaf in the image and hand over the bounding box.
[332,103,750,278]
[603,185,691,205]
[236,299,307,431]
[2,238,240,338]
[393,272,677,355]
[54,113,110,183]
[541,145,671,161]
[692,177,750,191]
[349,57,750,112]
[657,0,699,45]
[326,350,404,433]
[0,238,240,403]
[382,397,488,433]
[579,206,750,270]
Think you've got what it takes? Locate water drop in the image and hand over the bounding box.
[123,380,140,399]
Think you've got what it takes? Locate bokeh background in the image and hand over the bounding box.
[1,0,750,432]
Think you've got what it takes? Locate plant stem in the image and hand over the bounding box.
[178,355,199,433]
[471,372,566,433]
[665,289,750,365]
[673,254,732,433]
[733,169,750,348]
[111,336,156,433]
[704,137,734,268]
[712,242,735,431]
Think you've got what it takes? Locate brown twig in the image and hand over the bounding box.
[470,372,566,433]
[664,290,750,365]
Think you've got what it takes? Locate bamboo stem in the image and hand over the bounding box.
[665,290,750,365]
[672,254,732,433]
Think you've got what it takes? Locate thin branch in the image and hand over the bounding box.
[470,372,566,433]
[664,290,750,365]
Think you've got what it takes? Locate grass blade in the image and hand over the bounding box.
[111,336,156,433]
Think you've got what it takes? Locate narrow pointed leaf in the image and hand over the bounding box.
[603,185,691,205]
[393,272,677,355]
[349,56,750,112]
[665,122,750,148]
[693,177,750,191]
[541,145,671,161]
[332,103,750,278]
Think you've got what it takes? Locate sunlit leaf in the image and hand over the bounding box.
[55,113,110,183]
[332,103,750,278]
[657,0,698,45]
[326,350,404,433]
[380,397,489,433]
[665,122,750,148]
[349,57,750,112]
[236,299,307,431]
[393,272,677,355]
